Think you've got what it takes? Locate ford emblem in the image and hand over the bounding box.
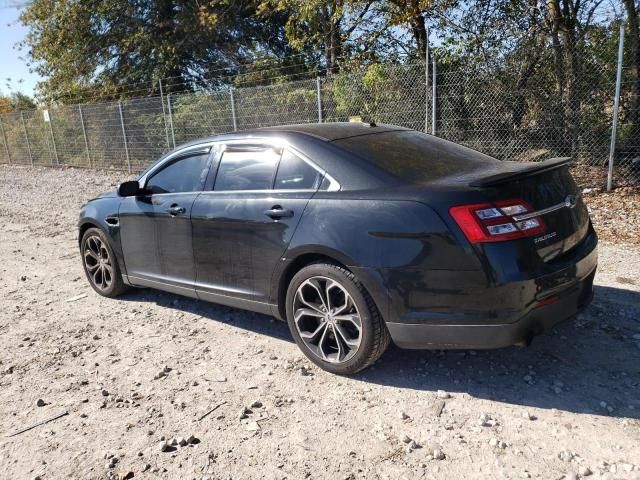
[565,194,578,208]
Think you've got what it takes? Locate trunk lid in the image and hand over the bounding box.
[482,163,590,261]
[430,158,590,261]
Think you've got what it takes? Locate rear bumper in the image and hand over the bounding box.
[386,241,597,350]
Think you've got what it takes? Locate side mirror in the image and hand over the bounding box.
[118,180,141,197]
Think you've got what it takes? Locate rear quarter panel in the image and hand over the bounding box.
[277,197,483,322]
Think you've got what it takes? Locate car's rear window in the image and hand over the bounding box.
[332,130,497,183]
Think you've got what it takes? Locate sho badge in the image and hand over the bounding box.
[534,232,557,243]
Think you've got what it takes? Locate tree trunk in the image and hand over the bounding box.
[409,1,428,57]
[546,0,581,156]
[323,4,342,75]
[623,0,640,140]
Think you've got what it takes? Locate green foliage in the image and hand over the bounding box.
[20,0,297,102]
[0,92,37,113]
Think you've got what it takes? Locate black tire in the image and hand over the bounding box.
[285,262,390,375]
[81,227,128,298]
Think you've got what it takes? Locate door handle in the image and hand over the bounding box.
[264,205,294,219]
[167,204,186,216]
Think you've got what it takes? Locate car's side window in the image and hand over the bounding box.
[274,150,322,190]
[146,153,211,194]
[214,149,281,191]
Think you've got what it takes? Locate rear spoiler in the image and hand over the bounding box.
[469,157,571,187]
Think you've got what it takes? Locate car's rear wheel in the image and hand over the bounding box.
[285,263,390,375]
[81,227,128,298]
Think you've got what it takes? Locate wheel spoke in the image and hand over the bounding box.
[92,267,102,286]
[329,324,344,362]
[100,266,107,289]
[297,283,326,314]
[294,308,325,320]
[306,278,329,311]
[86,262,99,272]
[299,319,327,341]
[103,264,113,285]
[84,249,99,262]
[334,313,362,331]
[316,323,330,360]
[329,285,350,315]
[334,323,360,347]
[88,237,101,256]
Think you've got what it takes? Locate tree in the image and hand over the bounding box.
[260,0,385,73]
[383,0,433,57]
[20,0,295,102]
[0,92,37,113]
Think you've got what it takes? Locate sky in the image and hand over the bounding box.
[0,1,40,97]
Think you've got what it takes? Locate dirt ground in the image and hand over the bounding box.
[0,164,639,480]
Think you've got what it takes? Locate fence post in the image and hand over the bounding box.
[78,105,92,167]
[432,57,437,136]
[424,25,430,134]
[607,23,625,192]
[21,112,34,166]
[47,108,60,165]
[167,94,176,148]
[159,79,171,149]
[316,77,323,123]
[229,88,238,131]
[118,101,132,173]
[0,117,11,164]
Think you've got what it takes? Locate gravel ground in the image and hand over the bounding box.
[569,164,640,245]
[0,164,639,480]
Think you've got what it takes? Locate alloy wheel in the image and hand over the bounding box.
[83,235,113,292]
[292,276,363,363]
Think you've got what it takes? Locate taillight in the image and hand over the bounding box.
[449,198,546,243]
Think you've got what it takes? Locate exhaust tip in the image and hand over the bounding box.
[515,331,535,347]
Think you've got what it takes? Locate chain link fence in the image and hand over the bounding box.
[0,29,637,187]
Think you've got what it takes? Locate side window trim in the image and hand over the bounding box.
[208,140,340,193]
[273,147,323,191]
[143,148,214,195]
[212,144,282,192]
[284,144,340,192]
[138,143,213,189]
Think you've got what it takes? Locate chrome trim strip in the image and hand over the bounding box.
[137,137,340,194]
[195,281,261,297]
[127,274,273,306]
[195,289,272,306]
[511,192,581,222]
[128,274,194,292]
[219,137,341,192]
[197,189,316,195]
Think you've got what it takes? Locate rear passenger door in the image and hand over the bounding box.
[191,143,325,309]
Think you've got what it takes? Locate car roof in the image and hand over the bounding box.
[159,123,410,154]
[247,122,410,141]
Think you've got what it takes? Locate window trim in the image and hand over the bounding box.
[213,145,281,192]
[209,137,340,194]
[138,143,214,192]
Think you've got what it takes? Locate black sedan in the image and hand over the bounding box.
[78,122,597,374]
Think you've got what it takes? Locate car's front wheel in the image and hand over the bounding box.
[285,263,390,375]
[81,227,128,298]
